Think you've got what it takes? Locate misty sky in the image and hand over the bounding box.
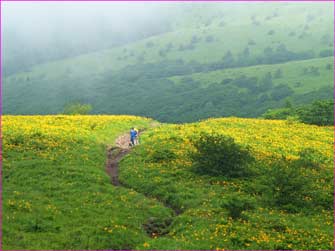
[3,1,332,46]
[2,2,170,40]
[2,1,333,77]
[2,1,178,75]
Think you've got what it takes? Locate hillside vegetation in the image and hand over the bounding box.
[120,118,333,250]
[3,3,333,122]
[3,115,333,250]
[2,115,173,249]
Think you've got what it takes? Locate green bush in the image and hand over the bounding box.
[262,99,334,126]
[190,132,254,177]
[221,194,256,219]
[298,100,334,126]
[265,159,311,212]
[150,148,176,163]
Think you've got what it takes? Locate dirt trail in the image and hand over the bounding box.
[106,130,142,186]
[105,126,182,223]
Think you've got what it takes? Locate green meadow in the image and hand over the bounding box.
[2,116,333,250]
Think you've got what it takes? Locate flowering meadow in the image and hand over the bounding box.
[2,115,333,250]
[119,118,334,250]
[2,115,173,249]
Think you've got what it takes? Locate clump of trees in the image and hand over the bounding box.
[190,132,254,177]
[121,44,316,80]
[302,66,320,76]
[262,100,334,126]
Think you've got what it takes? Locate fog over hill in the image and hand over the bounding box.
[3,2,172,76]
[2,1,334,122]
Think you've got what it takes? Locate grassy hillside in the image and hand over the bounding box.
[170,57,333,94]
[119,118,333,250]
[2,115,333,249]
[2,115,174,249]
[3,3,333,121]
[5,57,332,122]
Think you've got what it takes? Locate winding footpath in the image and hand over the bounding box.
[105,128,182,218]
[105,131,136,186]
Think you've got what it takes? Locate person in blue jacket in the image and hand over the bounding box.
[130,128,137,146]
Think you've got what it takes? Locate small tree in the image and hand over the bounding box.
[221,194,256,219]
[298,100,334,126]
[265,159,311,212]
[63,102,92,115]
[190,133,254,177]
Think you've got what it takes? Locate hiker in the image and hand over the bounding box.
[130,128,137,146]
[134,127,139,145]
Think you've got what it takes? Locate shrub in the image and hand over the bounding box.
[150,148,176,163]
[265,159,311,212]
[221,194,256,219]
[298,100,334,126]
[190,133,254,177]
[263,100,334,126]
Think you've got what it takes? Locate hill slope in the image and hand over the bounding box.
[3,115,333,249]
[120,117,334,250]
[4,57,333,122]
[2,115,173,249]
[3,2,333,122]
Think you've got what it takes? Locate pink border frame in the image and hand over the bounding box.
[0,0,334,250]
